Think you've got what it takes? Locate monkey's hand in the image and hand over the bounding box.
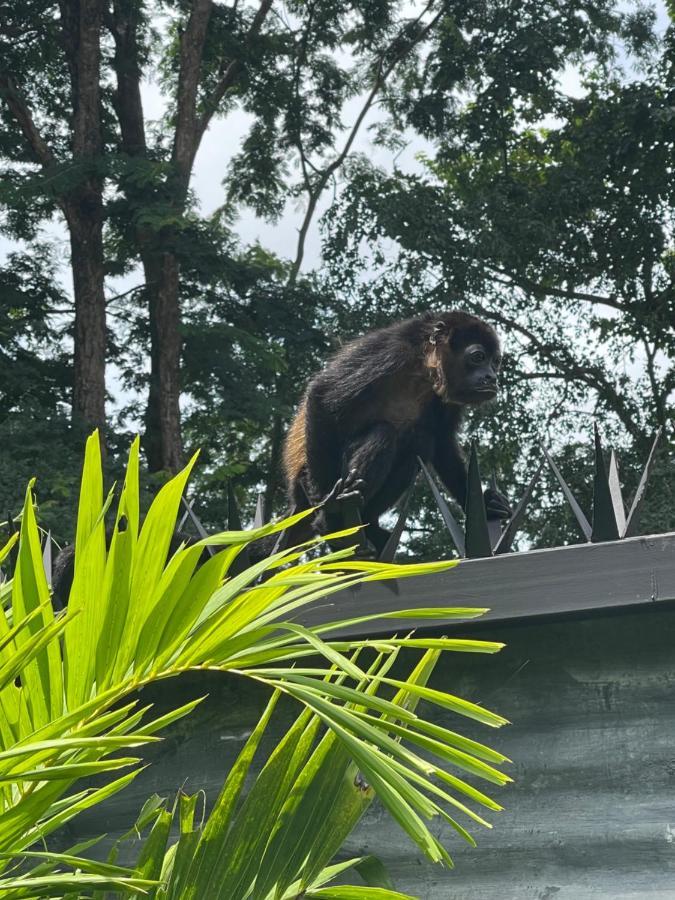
[320,469,366,514]
[319,470,367,549]
[483,487,512,521]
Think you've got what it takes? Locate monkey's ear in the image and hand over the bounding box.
[430,320,451,345]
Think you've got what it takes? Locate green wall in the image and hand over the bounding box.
[65,605,675,899]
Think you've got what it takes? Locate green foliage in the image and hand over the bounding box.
[0,433,510,896]
[0,0,672,551]
[323,14,673,547]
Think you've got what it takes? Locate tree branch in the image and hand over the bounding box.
[288,0,443,285]
[290,1,317,197]
[108,0,148,156]
[173,0,213,188]
[489,265,623,312]
[0,75,56,169]
[196,0,274,142]
[106,283,146,305]
[512,372,576,382]
[639,328,667,427]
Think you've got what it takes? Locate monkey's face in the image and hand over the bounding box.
[438,342,502,406]
[424,314,502,405]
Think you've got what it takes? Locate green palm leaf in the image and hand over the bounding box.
[0,433,511,897]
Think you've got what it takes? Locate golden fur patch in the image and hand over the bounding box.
[283,397,307,481]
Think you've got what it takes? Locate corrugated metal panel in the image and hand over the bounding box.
[342,606,675,898]
[301,533,675,634]
[63,605,675,898]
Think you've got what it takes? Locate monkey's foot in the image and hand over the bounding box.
[352,538,379,560]
[484,487,512,521]
[320,469,366,514]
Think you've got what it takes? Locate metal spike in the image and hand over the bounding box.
[624,427,663,538]
[541,443,592,541]
[494,458,545,555]
[380,577,400,596]
[270,504,299,556]
[227,482,250,572]
[378,483,415,563]
[591,424,620,542]
[177,498,195,531]
[42,531,52,587]
[486,471,503,549]
[607,450,626,535]
[254,493,266,529]
[465,444,492,558]
[227,481,244,532]
[180,496,215,557]
[340,500,366,550]
[271,480,311,556]
[418,458,465,558]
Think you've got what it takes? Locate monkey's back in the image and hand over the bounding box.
[282,317,428,490]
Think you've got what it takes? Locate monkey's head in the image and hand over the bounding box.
[424,311,502,406]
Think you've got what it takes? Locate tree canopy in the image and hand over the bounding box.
[0,0,672,548]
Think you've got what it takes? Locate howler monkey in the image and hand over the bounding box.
[283,310,511,555]
[51,312,509,604]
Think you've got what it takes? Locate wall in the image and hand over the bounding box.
[65,604,675,899]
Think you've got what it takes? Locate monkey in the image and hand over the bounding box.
[51,311,508,602]
[282,310,512,556]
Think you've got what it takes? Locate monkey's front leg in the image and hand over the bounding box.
[432,440,512,522]
[320,468,366,512]
[317,424,399,552]
[319,468,367,544]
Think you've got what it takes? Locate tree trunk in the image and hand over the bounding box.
[62,0,107,442]
[142,252,184,472]
[140,0,211,472]
[109,0,277,474]
[67,199,106,436]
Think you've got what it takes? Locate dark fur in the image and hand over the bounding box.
[283,310,508,554]
[52,312,505,601]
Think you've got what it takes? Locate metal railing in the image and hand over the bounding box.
[0,425,661,588]
[212,425,664,564]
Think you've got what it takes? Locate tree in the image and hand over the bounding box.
[0,250,86,542]
[322,9,672,546]
[0,0,107,440]
[109,0,458,473]
[1,0,670,549]
[1,0,450,474]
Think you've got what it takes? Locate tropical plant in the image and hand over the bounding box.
[0,432,510,897]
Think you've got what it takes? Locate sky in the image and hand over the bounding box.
[129,77,432,276]
[0,1,670,335]
[148,0,671,273]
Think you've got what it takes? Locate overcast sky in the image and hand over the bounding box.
[0,2,669,293]
[153,0,671,273]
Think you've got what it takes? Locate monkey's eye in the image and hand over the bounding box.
[469,348,487,365]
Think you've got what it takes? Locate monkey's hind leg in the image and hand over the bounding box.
[317,423,400,553]
[317,469,368,550]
